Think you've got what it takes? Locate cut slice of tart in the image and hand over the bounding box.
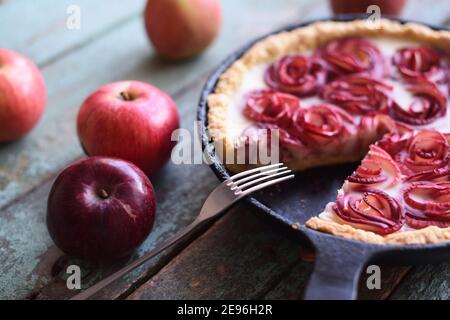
[207,19,450,244]
[306,129,450,244]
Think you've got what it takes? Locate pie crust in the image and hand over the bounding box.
[207,19,450,245]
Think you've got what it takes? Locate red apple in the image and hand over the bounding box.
[77,81,179,176]
[144,0,222,60]
[47,157,156,261]
[0,49,46,142]
[330,0,406,16]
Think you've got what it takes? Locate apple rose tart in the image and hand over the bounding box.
[207,19,450,244]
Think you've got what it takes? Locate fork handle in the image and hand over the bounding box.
[70,220,202,300]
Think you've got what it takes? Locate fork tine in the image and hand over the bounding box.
[229,166,289,187]
[227,163,283,182]
[234,169,292,191]
[237,174,295,196]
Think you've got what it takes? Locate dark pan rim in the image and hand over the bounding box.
[197,14,450,254]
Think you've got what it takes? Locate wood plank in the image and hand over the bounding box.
[0,0,145,67]
[127,225,409,300]
[260,259,410,300]
[127,205,303,300]
[389,263,450,300]
[260,260,312,300]
[358,266,411,300]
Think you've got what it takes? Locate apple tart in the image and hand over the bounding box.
[207,19,450,244]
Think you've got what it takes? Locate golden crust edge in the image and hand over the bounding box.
[305,217,450,245]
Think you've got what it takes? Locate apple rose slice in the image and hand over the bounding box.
[358,114,413,154]
[238,123,304,150]
[393,46,449,83]
[322,75,393,114]
[407,167,450,182]
[316,37,385,78]
[395,130,449,177]
[264,55,327,97]
[373,119,412,148]
[404,182,450,229]
[390,79,447,125]
[333,189,404,235]
[348,145,402,188]
[243,89,299,128]
[290,103,355,150]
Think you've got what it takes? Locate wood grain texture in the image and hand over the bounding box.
[260,260,410,299]
[261,261,313,300]
[390,263,450,300]
[0,0,145,67]
[358,266,411,300]
[127,205,303,300]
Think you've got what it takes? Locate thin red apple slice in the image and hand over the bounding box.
[395,130,449,176]
[390,79,447,125]
[264,55,327,97]
[404,182,450,229]
[322,75,394,114]
[348,145,402,188]
[333,188,404,235]
[290,103,355,148]
[243,89,300,129]
[315,37,386,78]
[393,46,449,83]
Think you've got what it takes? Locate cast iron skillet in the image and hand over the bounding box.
[197,15,450,300]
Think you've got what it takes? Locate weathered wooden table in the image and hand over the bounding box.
[1,0,450,300]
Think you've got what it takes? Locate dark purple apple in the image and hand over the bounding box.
[47,157,156,261]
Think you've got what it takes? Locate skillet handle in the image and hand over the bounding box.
[303,235,376,300]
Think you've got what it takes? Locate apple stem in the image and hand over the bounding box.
[120,91,132,101]
[98,189,109,199]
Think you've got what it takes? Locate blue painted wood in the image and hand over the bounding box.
[0,0,145,67]
[390,263,450,299]
[127,206,303,300]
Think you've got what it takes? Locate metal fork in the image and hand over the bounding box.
[71,163,294,300]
